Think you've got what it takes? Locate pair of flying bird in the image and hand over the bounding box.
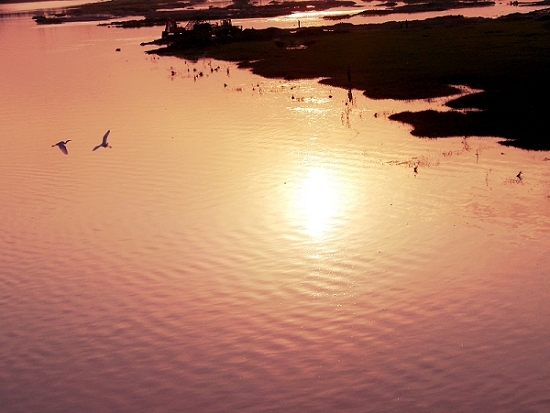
[52,130,111,155]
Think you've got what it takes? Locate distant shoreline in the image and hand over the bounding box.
[25,0,522,26]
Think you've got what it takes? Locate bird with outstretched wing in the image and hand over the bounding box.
[93,130,111,151]
[52,140,71,155]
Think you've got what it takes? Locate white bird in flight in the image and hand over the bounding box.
[52,139,71,155]
[93,130,111,151]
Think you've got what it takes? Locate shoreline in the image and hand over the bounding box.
[14,0,550,150]
[147,11,550,150]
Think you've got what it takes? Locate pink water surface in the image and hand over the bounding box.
[1,8,549,413]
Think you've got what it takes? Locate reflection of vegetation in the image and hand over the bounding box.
[360,0,495,16]
[66,0,357,19]
[59,0,502,22]
[151,13,550,150]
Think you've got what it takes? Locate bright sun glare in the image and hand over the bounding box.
[295,167,340,237]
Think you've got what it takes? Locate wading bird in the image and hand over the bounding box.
[52,140,71,155]
[93,130,111,151]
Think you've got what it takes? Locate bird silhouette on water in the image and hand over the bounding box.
[93,130,111,151]
[52,140,71,155]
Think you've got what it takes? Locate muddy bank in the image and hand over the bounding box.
[148,11,550,150]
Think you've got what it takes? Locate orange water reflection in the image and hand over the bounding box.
[294,165,342,237]
[2,12,550,413]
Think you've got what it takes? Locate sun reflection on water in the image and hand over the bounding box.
[294,166,342,238]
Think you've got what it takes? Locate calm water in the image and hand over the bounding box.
[1,9,550,413]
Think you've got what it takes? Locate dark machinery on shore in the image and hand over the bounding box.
[161,18,241,39]
[162,18,185,37]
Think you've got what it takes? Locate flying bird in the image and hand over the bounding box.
[93,130,111,151]
[52,140,71,155]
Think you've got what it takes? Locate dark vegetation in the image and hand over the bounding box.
[150,11,550,150]
[32,0,507,25]
[43,0,357,22]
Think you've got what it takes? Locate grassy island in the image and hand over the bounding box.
[148,11,550,150]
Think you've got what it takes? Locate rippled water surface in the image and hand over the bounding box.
[1,10,550,413]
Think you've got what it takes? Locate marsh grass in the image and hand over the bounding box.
[159,13,550,149]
